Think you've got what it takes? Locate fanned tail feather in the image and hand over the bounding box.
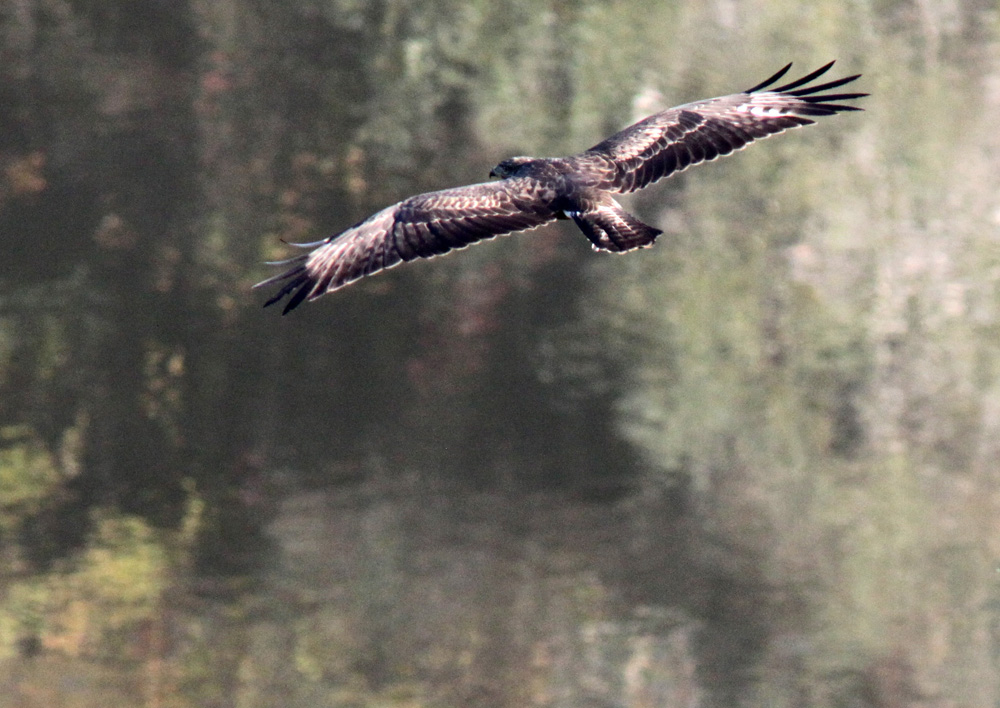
[569,205,662,253]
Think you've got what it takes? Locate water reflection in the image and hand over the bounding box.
[2,0,999,706]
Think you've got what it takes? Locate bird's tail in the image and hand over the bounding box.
[569,202,662,252]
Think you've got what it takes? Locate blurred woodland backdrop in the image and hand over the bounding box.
[2,0,1000,706]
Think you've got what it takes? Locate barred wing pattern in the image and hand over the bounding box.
[255,178,557,313]
[582,61,866,193]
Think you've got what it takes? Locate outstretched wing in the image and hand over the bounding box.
[581,61,867,193]
[254,178,557,313]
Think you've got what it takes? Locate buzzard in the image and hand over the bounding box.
[257,61,866,313]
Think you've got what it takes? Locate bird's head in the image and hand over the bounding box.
[489,156,534,179]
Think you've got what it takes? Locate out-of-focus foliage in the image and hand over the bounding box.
[2,0,1000,706]
[0,428,61,536]
[1,515,167,655]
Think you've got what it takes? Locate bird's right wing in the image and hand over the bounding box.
[255,178,556,313]
[582,61,867,193]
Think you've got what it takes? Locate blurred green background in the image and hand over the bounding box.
[1,0,998,706]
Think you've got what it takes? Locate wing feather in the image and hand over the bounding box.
[580,62,867,194]
[254,178,556,313]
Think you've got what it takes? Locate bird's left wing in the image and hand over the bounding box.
[580,61,867,194]
[255,178,556,313]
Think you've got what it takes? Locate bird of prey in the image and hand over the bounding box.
[257,61,866,313]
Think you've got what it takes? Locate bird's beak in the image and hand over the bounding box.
[488,169,497,179]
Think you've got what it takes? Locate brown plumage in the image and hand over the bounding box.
[257,61,866,313]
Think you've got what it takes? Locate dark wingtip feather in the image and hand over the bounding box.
[786,74,863,97]
[747,62,866,114]
[261,273,307,307]
[745,62,793,93]
[770,60,837,92]
[810,104,865,113]
[280,281,313,314]
[798,92,869,103]
[253,254,318,313]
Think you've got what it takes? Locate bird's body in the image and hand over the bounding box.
[257,62,866,313]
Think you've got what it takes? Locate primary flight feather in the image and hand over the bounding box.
[256,61,866,313]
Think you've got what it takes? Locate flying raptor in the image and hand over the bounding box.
[257,61,866,313]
